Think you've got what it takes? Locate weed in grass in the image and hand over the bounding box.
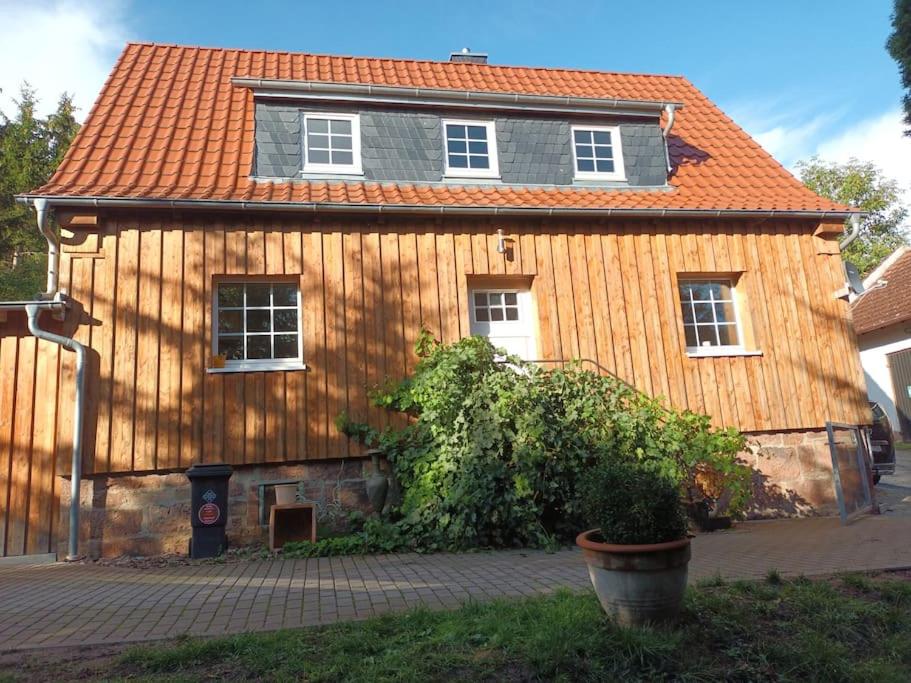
[841,573,874,592]
[765,567,782,584]
[730,578,780,600]
[694,572,725,588]
[878,578,911,607]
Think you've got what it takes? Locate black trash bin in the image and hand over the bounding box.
[186,463,233,559]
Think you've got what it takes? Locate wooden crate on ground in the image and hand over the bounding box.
[269,503,317,551]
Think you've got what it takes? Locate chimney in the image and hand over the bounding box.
[449,47,488,65]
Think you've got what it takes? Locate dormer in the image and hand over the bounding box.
[240,75,681,189]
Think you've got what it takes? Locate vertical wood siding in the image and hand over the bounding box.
[0,214,870,555]
[0,327,62,557]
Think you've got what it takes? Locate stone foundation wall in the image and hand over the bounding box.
[58,459,372,558]
[744,429,840,517]
[56,428,856,558]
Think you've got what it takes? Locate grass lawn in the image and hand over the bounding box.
[2,572,910,682]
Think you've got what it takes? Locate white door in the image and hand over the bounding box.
[469,289,536,359]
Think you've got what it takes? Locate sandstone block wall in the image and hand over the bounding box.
[58,459,372,558]
[54,428,866,558]
[746,429,850,518]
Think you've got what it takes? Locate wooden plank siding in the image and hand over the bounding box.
[0,214,870,555]
[64,215,875,472]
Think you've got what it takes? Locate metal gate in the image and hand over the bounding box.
[889,347,911,439]
[825,422,875,525]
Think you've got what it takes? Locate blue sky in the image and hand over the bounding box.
[1,0,908,193]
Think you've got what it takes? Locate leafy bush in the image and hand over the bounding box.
[281,517,411,558]
[581,459,687,544]
[339,332,750,551]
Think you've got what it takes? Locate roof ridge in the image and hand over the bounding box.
[124,41,689,81]
[861,245,911,290]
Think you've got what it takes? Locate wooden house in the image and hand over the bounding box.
[1,43,870,559]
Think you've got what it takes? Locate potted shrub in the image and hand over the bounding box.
[576,459,690,626]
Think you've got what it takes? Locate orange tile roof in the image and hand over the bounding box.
[31,42,851,214]
[852,248,911,335]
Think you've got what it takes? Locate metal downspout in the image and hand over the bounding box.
[840,213,862,250]
[33,198,59,298]
[25,304,86,561]
[662,103,677,174]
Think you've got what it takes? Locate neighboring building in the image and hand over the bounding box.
[0,43,870,559]
[853,246,911,439]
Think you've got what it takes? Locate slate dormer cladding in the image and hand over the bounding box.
[253,101,669,187]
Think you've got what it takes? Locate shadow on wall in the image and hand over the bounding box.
[747,468,823,518]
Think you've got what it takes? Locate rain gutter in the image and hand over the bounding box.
[231,77,685,118]
[16,195,861,220]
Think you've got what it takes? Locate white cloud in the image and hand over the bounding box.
[813,109,911,196]
[751,115,830,167]
[732,97,911,226]
[725,95,845,168]
[0,0,130,122]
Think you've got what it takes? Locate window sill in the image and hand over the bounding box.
[442,174,502,182]
[299,169,365,178]
[207,363,308,374]
[686,349,763,359]
[573,173,627,183]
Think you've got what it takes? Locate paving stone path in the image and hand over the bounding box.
[1,514,910,651]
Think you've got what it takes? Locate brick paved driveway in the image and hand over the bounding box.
[877,447,911,516]
[1,514,909,651]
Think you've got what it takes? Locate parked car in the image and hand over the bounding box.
[870,402,897,484]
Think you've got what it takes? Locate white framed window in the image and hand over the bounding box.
[442,119,500,178]
[213,281,304,371]
[302,113,362,175]
[571,125,626,181]
[469,289,536,359]
[678,278,744,355]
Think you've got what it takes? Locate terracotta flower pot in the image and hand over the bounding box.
[576,529,691,626]
[274,483,298,506]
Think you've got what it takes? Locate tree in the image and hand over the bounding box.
[0,84,79,298]
[797,156,909,277]
[888,0,911,135]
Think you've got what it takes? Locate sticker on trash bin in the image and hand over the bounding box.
[203,489,217,503]
[199,502,220,525]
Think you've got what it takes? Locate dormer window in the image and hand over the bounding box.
[303,113,362,175]
[443,119,499,179]
[571,125,625,181]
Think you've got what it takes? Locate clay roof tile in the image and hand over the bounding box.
[32,42,849,214]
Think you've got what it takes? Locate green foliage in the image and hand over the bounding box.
[0,251,45,300]
[0,84,79,298]
[107,575,911,683]
[281,518,411,558]
[889,0,911,135]
[797,156,909,276]
[340,333,750,551]
[581,459,687,544]
[282,535,367,558]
